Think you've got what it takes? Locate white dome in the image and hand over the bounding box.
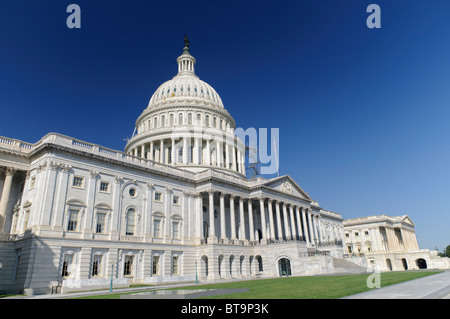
[146,47,225,111]
[124,39,246,178]
[147,74,225,110]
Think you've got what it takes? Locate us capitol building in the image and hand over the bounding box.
[0,39,448,295]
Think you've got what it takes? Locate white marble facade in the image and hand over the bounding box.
[0,42,346,295]
[343,215,450,271]
[5,40,447,296]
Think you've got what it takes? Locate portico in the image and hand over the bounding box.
[196,189,323,248]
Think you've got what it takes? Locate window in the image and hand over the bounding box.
[92,255,102,277]
[67,209,79,231]
[172,256,179,275]
[364,231,369,236]
[173,196,180,205]
[61,254,74,278]
[73,176,84,188]
[367,244,372,252]
[354,232,359,237]
[347,245,352,254]
[129,188,137,198]
[125,208,136,236]
[124,255,134,276]
[154,220,161,238]
[96,212,106,233]
[345,233,349,238]
[100,181,109,193]
[172,221,180,239]
[152,256,160,275]
[154,192,162,202]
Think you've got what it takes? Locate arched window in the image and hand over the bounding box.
[161,115,165,127]
[188,113,192,125]
[126,208,136,236]
[178,113,183,125]
[169,114,174,126]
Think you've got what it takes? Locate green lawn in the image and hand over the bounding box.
[71,270,441,299]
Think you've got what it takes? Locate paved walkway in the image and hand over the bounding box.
[343,270,450,299]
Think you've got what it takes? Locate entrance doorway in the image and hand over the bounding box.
[278,258,292,277]
[386,258,393,271]
[416,258,427,269]
[401,258,408,270]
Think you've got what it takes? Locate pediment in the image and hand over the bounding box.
[400,215,415,226]
[262,175,312,200]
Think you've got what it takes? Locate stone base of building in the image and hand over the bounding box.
[0,236,346,295]
[353,250,450,272]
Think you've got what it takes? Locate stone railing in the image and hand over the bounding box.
[0,136,36,153]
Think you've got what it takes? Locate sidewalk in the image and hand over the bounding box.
[343,270,450,299]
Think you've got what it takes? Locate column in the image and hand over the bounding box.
[239,197,246,240]
[208,191,216,240]
[195,193,203,242]
[219,193,226,241]
[289,205,296,240]
[268,199,275,240]
[149,141,154,161]
[311,214,319,245]
[259,197,267,242]
[248,199,255,241]
[237,149,241,173]
[110,176,123,240]
[206,140,211,165]
[160,139,165,164]
[171,139,176,164]
[194,138,200,164]
[144,183,154,241]
[282,203,291,240]
[306,209,313,244]
[83,170,98,238]
[295,206,303,240]
[224,142,229,169]
[275,201,283,240]
[53,164,71,229]
[0,167,16,231]
[230,195,236,241]
[232,145,237,171]
[216,140,222,167]
[141,144,145,159]
[183,138,188,164]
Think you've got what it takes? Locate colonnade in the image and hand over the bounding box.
[128,137,245,174]
[197,191,326,246]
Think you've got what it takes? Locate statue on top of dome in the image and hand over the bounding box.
[184,34,190,48]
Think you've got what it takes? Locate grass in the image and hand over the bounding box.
[71,270,442,299]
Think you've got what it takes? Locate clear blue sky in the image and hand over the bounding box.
[0,1,449,251]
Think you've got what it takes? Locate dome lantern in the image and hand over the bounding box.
[177,35,196,75]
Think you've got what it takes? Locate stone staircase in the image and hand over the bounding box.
[332,258,369,274]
